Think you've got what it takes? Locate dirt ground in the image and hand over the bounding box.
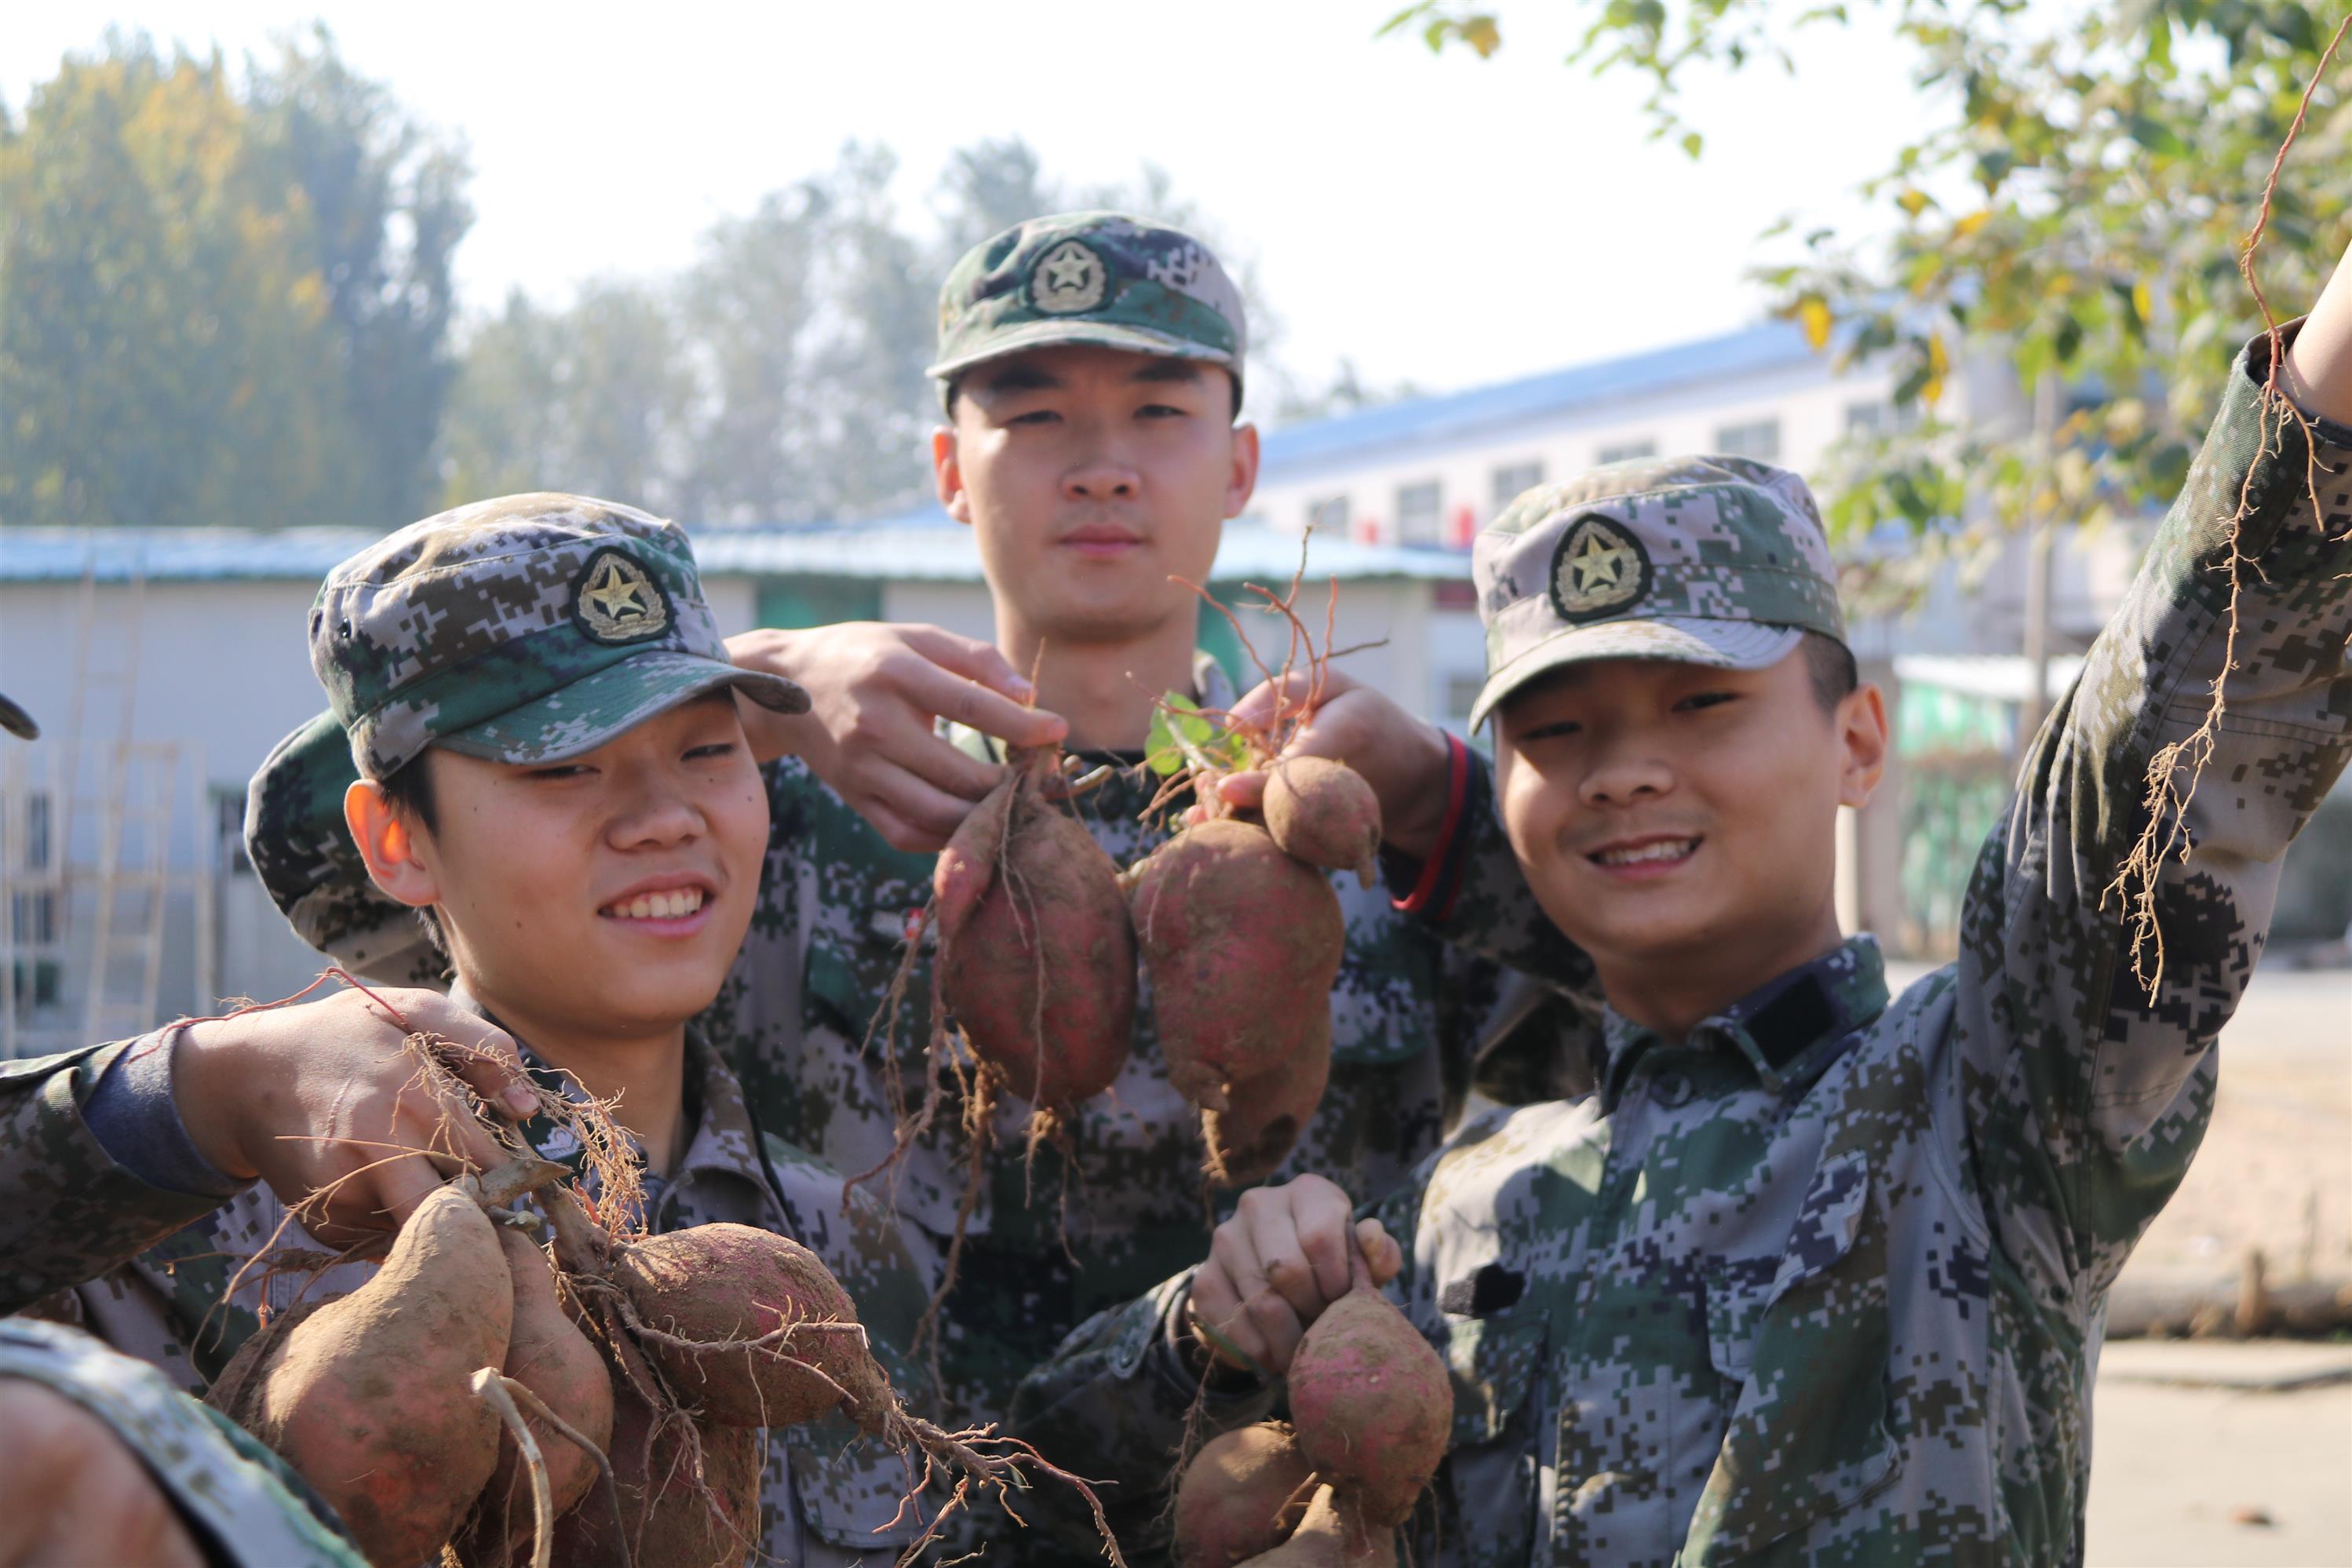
[2086,1342,2352,1567]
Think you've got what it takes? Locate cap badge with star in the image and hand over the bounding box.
[1550,515,1650,620]
[1030,239,1108,315]
[573,549,671,644]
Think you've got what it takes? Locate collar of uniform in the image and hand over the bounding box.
[448,986,770,1219]
[1597,935,1888,1107]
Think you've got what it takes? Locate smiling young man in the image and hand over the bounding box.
[22,496,947,1564]
[224,217,1570,1561]
[1012,247,2352,1565]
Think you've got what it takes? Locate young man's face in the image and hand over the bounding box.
[392,694,768,1042]
[1493,649,1886,986]
[934,343,1258,647]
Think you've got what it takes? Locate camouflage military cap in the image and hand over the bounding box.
[1467,454,1846,729]
[0,691,36,740]
[928,211,1246,409]
[245,710,442,985]
[314,492,807,780]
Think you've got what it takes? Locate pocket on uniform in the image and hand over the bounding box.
[782,1417,927,1552]
[802,900,928,1053]
[1429,1299,1546,1556]
[1687,1151,1901,1563]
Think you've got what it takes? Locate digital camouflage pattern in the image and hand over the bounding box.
[1468,454,1847,728]
[311,491,804,781]
[928,211,1248,406]
[29,1020,944,1566]
[0,1316,366,1567]
[0,1036,227,1313]
[1012,332,2352,1565]
[700,653,1573,1459]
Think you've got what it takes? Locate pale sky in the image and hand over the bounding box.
[6,0,1944,399]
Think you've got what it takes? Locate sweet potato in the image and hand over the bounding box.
[553,1331,760,1568]
[613,1222,889,1432]
[1237,1486,1396,1566]
[1201,1031,1332,1187]
[458,1229,617,1567]
[218,1185,513,1567]
[1129,818,1344,1118]
[934,745,1136,1110]
[1175,1421,1315,1567]
[1263,757,1382,888]
[1286,1282,1451,1530]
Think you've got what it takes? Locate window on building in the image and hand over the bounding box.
[1845,399,1920,436]
[1595,438,1657,465]
[1714,418,1782,461]
[1490,460,1544,512]
[1306,494,1349,534]
[1395,481,1443,545]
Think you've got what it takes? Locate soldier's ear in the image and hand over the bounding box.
[932,427,973,527]
[1836,683,1890,811]
[345,779,442,910]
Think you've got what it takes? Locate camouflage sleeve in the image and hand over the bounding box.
[0,1039,235,1314]
[1007,1268,1283,1557]
[0,1317,366,1567]
[1954,324,2352,1299]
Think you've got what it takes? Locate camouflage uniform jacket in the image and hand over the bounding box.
[1012,332,2352,1566]
[0,1315,367,1566]
[9,1024,942,1566]
[701,654,1568,1432]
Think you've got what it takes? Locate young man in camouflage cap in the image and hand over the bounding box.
[1012,249,2352,1563]
[3,494,957,1562]
[708,211,1566,1465]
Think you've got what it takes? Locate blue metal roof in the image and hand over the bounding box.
[0,519,1465,585]
[1258,321,1821,480]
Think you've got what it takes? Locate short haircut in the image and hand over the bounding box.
[1801,632,1858,713]
[374,751,447,956]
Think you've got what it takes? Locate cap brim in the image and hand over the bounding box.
[434,652,808,765]
[927,319,1238,385]
[0,692,38,741]
[1467,618,1803,731]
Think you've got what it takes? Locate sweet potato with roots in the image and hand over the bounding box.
[458,1229,616,1568]
[1285,1274,1452,1531]
[1174,1421,1316,1566]
[933,743,1136,1117]
[1130,817,1343,1137]
[210,1184,513,1567]
[611,1222,888,1431]
[551,1329,760,1568]
[1263,757,1382,888]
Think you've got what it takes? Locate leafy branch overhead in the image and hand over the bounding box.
[1377,0,2352,598]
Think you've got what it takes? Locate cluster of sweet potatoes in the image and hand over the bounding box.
[1172,1263,1450,1567]
[207,1161,1052,1568]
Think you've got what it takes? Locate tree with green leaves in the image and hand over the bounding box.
[1379,0,2351,558]
[2,31,472,531]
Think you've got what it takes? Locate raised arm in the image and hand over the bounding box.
[1956,242,2352,1300]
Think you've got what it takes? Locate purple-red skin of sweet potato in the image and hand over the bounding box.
[1130,818,1344,1116]
[1286,1285,1453,1530]
[458,1229,616,1566]
[935,747,1136,1110]
[1174,1421,1316,1566]
[1264,757,1383,888]
[612,1222,890,1434]
[217,1185,513,1568]
[552,1328,760,1568]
